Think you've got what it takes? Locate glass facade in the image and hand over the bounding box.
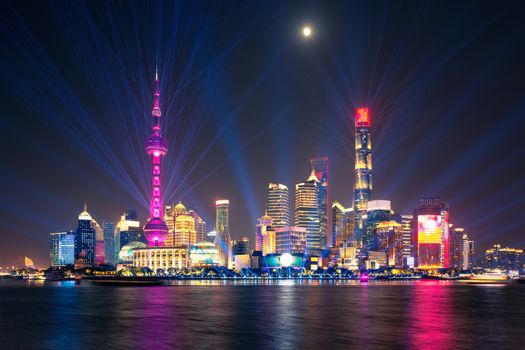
[295,177,321,252]
[310,157,328,248]
[267,183,290,228]
[50,231,75,267]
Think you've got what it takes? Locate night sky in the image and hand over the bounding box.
[1,0,524,266]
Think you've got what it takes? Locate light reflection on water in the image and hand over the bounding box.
[0,279,524,349]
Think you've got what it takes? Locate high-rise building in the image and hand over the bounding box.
[255,213,275,256]
[275,226,307,255]
[189,209,207,242]
[50,231,75,267]
[92,219,104,265]
[75,203,95,269]
[115,211,142,261]
[364,200,392,251]
[375,220,403,267]
[414,197,450,269]
[143,64,169,247]
[295,172,321,252]
[485,244,522,270]
[165,202,196,247]
[310,157,328,247]
[331,201,354,247]
[267,183,290,228]
[232,237,249,256]
[215,199,231,267]
[103,222,116,266]
[400,215,413,264]
[353,107,373,246]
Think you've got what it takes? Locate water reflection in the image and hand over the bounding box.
[408,281,456,350]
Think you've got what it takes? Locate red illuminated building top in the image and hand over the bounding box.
[356,107,370,128]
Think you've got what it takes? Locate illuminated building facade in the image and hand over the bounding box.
[116,211,142,259]
[143,65,169,247]
[256,213,276,255]
[92,219,104,265]
[331,201,354,247]
[353,107,372,245]
[310,157,328,247]
[165,202,196,247]
[400,215,413,263]
[189,209,207,242]
[375,220,403,267]
[133,247,188,272]
[75,203,95,269]
[275,226,307,255]
[189,242,220,267]
[232,237,249,256]
[50,231,75,267]
[414,197,450,269]
[215,199,231,266]
[267,183,290,228]
[485,244,523,270]
[364,200,391,251]
[103,222,116,265]
[295,172,321,252]
[450,227,472,270]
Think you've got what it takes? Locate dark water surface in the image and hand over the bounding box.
[1,279,524,349]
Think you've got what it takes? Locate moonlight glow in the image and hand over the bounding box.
[302,26,312,37]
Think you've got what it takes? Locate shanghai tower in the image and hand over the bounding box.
[353,107,372,246]
[143,64,169,247]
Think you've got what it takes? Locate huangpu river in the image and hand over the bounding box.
[1,279,524,349]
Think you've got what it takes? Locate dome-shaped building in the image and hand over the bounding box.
[119,241,147,264]
[189,241,220,267]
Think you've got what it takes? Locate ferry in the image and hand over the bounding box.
[466,270,510,283]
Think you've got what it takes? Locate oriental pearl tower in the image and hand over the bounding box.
[143,64,169,246]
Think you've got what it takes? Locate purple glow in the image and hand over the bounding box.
[144,64,169,247]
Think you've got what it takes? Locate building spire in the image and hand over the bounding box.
[84,200,87,212]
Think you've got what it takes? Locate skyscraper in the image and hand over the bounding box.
[331,201,354,247]
[215,199,231,266]
[310,157,328,247]
[414,197,450,269]
[364,200,392,251]
[103,222,116,266]
[115,211,142,260]
[165,202,196,247]
[275,226,307,255]
[143,64,169,247]
[267,183,290,228]
[450,227,473,270]
[353,107,372,245]
[255,213,275,255]
[400,214,413,264]
[295,172,321,252]
[50,231,75,267]
[75,203,95,269]
[189,209,207,242]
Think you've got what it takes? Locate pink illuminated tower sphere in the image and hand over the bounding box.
[143,64,169,246]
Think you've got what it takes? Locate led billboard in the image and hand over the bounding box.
[356,107,370,127]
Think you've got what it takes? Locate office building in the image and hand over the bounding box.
[165,202,196,247]
[189,209,207,242]
[103,222,116,266]
[485,244,523,270]
[363,200,391,251]
[232,237,249,256]
[256,213,276,256]
[275,226,307,255]
[295,172,321,252]
[414,197,450,269]
[400,214,413,264]
[75,203,95,269]
[267,183,290,228]
[310,157,328,247]
[50,231,75,267]
[215,199,231,267]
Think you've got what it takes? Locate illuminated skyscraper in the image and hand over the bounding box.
[310,157,328,247]
[50,231,75,267]
[103,222,116,266]
[400,214,413,264]
[364,200,391,251]
[275,226,307,255]
[450,227,473,270]
[189,209,207,242]
[295,172,321,252]
[353,107,372,245]
[115,211,142,260]
[331,201,354,247]
[75,203,95,269]
[414,197,450,269]
[267,183,290,228]
[165,202,197,247]
[215,199,231,266]
[143,64,169,247]
[255,213,275,255]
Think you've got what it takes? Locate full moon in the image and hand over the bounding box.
[302,26,312,37]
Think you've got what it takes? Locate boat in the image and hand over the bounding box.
[465,270,510,283]
[89,276,163,286]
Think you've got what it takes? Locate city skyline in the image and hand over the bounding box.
[1,1,524,266]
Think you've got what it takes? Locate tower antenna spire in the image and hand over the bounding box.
[83,200,87,212]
